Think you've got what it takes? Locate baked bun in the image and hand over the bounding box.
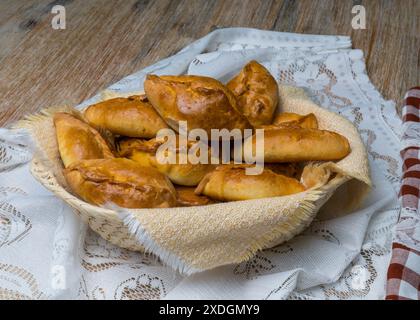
[175,186,215,207]
[54,112,114,168]
[118,137,215,186]
[84,95,168,138]
[243,127,351,163]
[227,60,278,126]
[271,112,318,129]
[64,158,177,208]
[144,74,251,135]
[195,164,305,201]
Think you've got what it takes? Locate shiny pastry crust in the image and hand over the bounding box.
[175,186,215,206]
[118,137,215,186]
[227,60,279,126]
[271,112,318,129]
[64,158,177,208]
[144,74,251,135]
[195,164,305,201]
[244,127,351,162]
[84,95,169,138]
[54,112,114,168]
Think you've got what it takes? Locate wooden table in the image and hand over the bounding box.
[0,0,418,126]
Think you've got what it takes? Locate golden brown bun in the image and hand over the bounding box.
[84,95,168,138]
[118,137,215,186]
[227,60,278,126]
[271,112,318,129]
[64,158,177,208]
[54,112,114,168]
[244,127,350,163]
[144,74,251,135]
[195,164,305,201]
[175,186,215,207]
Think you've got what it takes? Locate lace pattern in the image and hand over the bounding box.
[0,28,402,300]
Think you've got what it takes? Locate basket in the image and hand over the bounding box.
[20,85,371,274]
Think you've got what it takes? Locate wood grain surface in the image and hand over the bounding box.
[0,0,418,126]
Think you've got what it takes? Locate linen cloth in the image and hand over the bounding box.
[386,87,420,300]
[0,28,404,299]
[23,84,370,274]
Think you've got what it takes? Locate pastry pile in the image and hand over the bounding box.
[54,60,351,208]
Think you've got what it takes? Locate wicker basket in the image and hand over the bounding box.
[20,85,371,273]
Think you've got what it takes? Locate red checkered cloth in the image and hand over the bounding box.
[386,87,420,300]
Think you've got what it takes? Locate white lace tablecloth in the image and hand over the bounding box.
[0,28,403,300]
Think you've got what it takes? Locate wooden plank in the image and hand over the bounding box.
[0,0,418,126]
